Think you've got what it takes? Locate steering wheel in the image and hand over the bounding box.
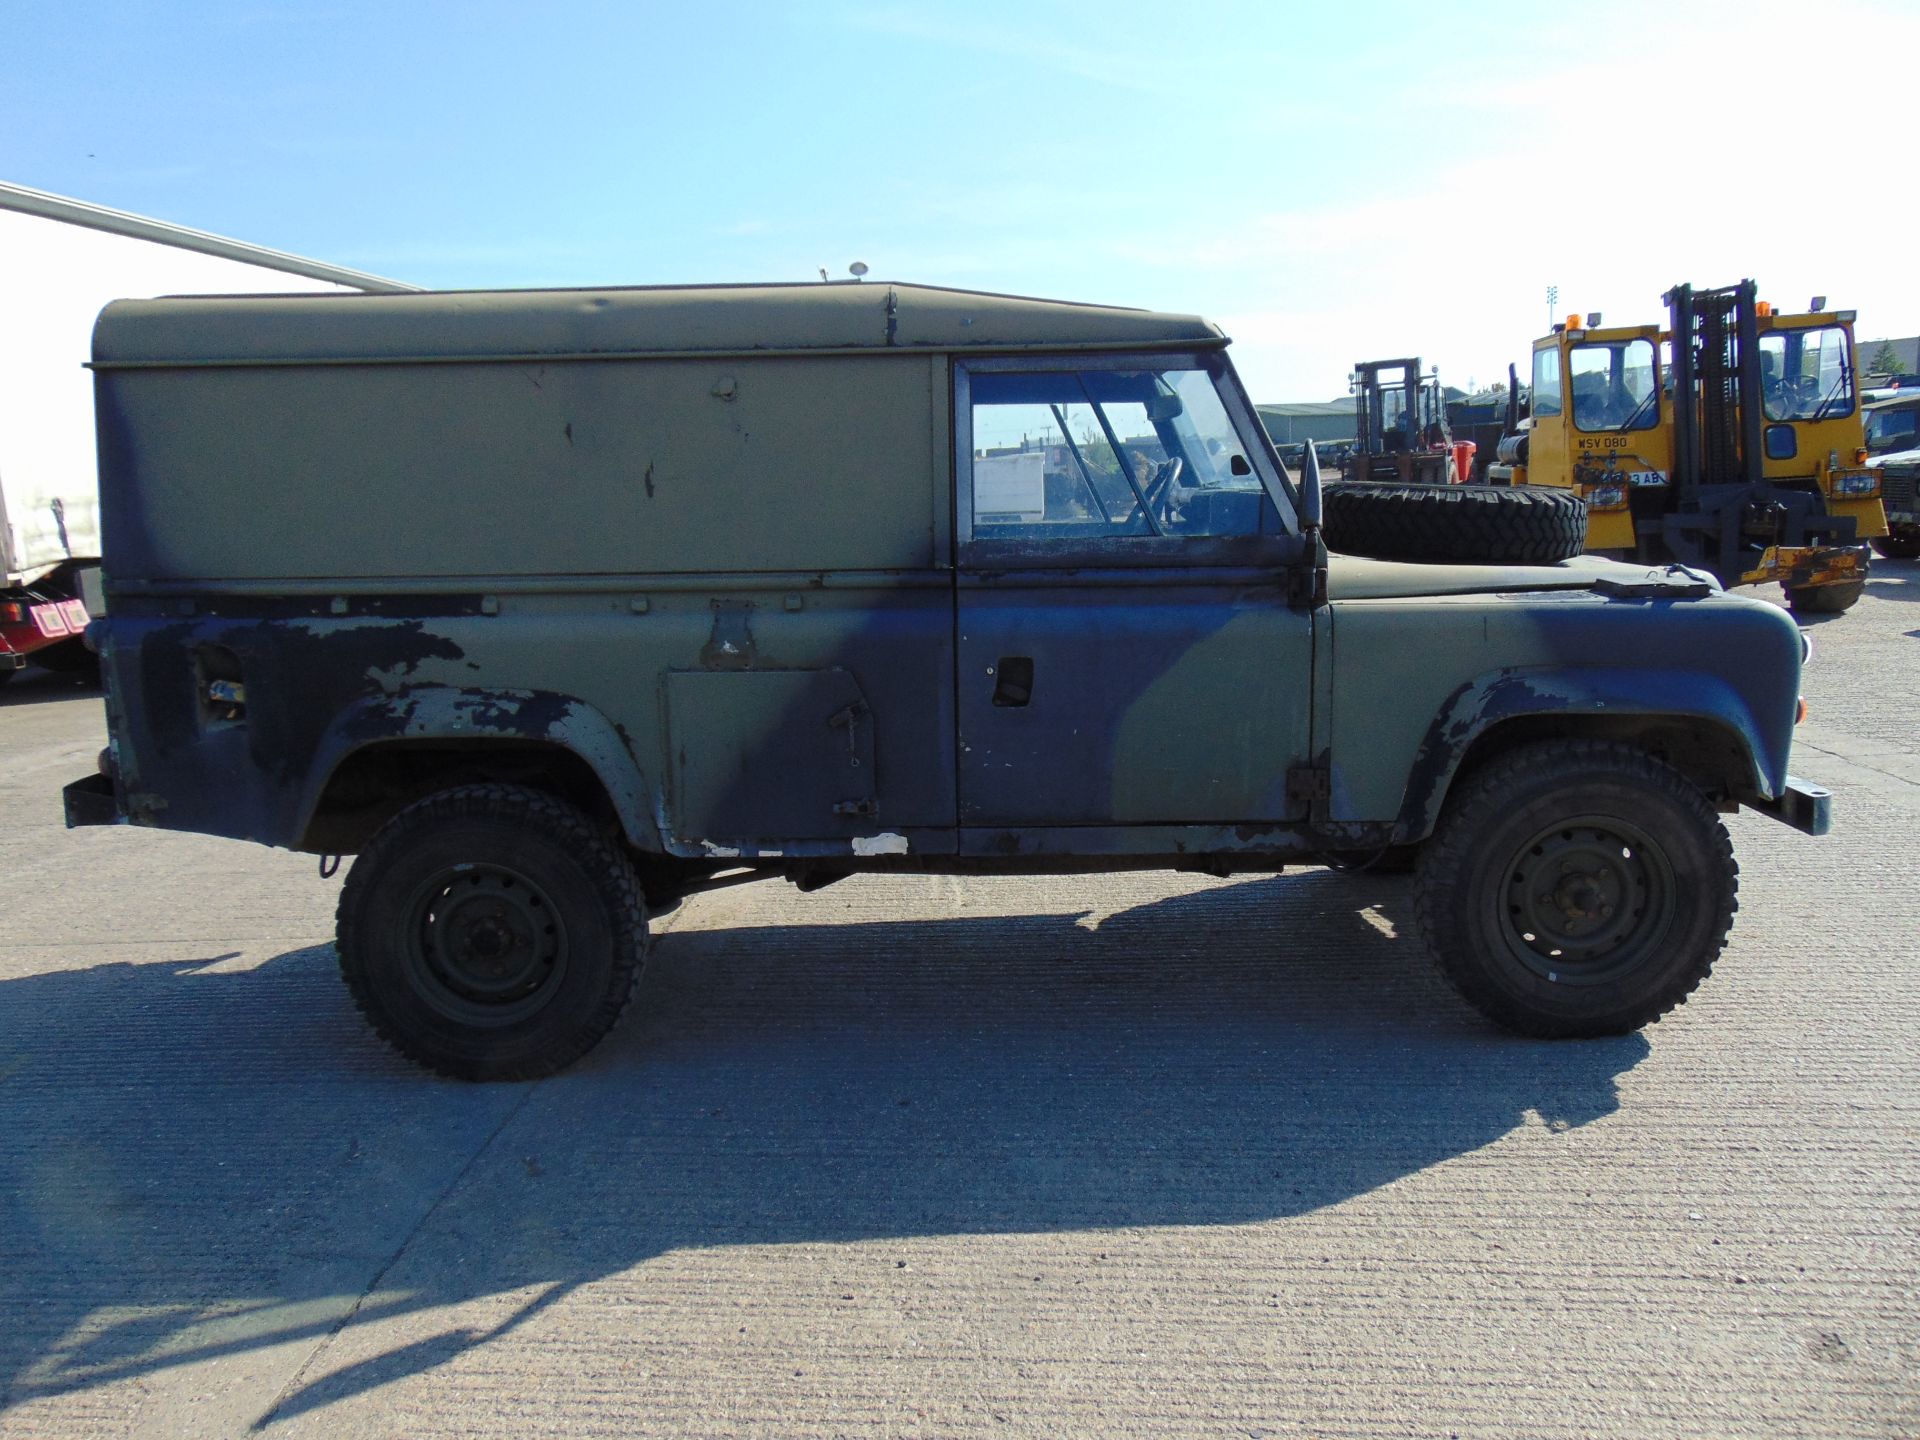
[1778,375,1817,419]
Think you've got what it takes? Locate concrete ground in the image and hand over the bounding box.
[1,564,1916,1440]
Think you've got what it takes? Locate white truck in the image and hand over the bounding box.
[0,181,410,678]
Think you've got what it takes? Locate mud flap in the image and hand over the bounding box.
[63,772,120,827]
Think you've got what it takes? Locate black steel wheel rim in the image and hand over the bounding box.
[402,862,569,1025]
[1493,814,1677,986]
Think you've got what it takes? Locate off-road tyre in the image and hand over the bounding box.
[337,784,647,1080]
[1413,740,1736,1038]
[1870,535,1919,561]
[1321,482,1588,565]
[1785,579,1864,615]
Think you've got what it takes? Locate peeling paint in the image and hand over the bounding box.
[851,832,909,856]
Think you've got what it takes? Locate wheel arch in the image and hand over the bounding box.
[297,687,663,855]
[1393,667,1786,843]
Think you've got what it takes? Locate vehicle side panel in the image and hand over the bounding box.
[101,578,957,855]
[953,568,1312,827]
[1327,589,1803,835]
[94,355,940,583]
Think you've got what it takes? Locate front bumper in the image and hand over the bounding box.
[64,773,121,828]
[1738,775,1832,836]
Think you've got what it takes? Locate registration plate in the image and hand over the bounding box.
[1628,470,1669,487]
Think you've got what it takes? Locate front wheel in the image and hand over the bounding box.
[337,784,648,1080]
[1871,535,1920,561]
[1413,740,1736,1038]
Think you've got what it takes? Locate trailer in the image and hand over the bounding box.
[0,182,411,680]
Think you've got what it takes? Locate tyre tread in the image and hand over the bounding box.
[1323,482,1589,565]
[1413,739,1737,1037]
[1785,579,1865,615]
[336,783,647,1080]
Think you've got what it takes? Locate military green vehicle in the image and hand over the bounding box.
[64,282,1831,1080]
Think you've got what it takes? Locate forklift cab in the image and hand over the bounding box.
[1514,318,1672,552]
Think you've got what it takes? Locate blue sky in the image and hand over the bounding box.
[8,0,1918,399]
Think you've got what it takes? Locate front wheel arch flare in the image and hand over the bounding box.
[1385,667,1785,843]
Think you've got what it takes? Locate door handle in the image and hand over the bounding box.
[991,656,1034,707]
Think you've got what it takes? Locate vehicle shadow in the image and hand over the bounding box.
[0,666,102,706]
[0,872,1649,1426]
[1864,553,1918,603]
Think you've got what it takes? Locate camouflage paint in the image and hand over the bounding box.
[80,283,1810,871]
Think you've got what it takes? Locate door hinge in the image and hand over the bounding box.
[1286,763,1331,813]
[1287,539,1329,609]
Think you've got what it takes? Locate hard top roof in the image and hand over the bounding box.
[92,280,1227,367]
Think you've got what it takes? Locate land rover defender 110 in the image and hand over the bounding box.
[65,282,1829,1079]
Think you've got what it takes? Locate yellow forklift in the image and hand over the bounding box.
[1489,281,1886,613]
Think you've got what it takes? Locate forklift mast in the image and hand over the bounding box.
[1666,280,1765,497]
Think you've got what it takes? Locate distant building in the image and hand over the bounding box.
[1255,399,1354,446]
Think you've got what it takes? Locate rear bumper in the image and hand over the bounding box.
[64,773,121,828]
[1738,775,1832,836]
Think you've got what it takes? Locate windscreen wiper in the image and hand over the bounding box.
[1812,370,1852,422]
[1613,388,1658,432]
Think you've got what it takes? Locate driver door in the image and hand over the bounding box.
[952,354,1315,834]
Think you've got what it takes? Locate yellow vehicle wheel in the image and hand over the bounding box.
[1784,581,1864,615]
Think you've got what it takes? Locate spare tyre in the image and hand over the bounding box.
[1322,482,1588,565]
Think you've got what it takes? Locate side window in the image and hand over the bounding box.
[1759,327,1854,421]
[967,365,1273,543]
[1531,346,1563,417]
[1868,407,1918,452]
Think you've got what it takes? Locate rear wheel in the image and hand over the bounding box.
[1870,535,1920,560]
[337,784,647,1080]
[1414,740,1736,1037]
[1784,580,1864,614]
